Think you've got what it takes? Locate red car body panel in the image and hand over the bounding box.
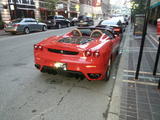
[34,29,121,80]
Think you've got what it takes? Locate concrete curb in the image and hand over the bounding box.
[107,25,131,120]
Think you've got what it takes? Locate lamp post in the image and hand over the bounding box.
[135,0,151,79]
[67,0,70,18]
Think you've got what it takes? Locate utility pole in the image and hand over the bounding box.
[67,0,70,18]
[135,0,151,79]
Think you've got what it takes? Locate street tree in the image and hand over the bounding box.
[131,0,147,14]
[130,0,147,22]
[46,0,59,14]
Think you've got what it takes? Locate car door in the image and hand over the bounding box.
[31,19,41,31]
[59,16,65,27]
[62,16,68,26]
[23,19,34,31]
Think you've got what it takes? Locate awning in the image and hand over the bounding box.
[150,2,160,8]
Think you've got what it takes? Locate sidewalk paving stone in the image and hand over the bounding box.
[107,24,160,120]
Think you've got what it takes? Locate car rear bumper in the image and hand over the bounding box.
[34,56,107,80]
[4,28,17,32]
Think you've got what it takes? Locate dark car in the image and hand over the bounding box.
[46,15,71,29]
[4,18,47,34]
[96,19,124,35]
[77,15,94,26]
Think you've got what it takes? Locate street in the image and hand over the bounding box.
[0,27,121,120]
[1,0,160,120]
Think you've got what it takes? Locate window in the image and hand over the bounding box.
[11,19,23,23]
[100,20,117,26]
[31,19,37,22]
[57,16,64,19]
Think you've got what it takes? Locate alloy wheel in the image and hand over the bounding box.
[24,28,30,34]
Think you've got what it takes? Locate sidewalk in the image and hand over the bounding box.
[107,24,160,120]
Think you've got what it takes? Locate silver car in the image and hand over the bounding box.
[4,18,47,34]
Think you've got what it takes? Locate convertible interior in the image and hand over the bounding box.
[71,27,116,39]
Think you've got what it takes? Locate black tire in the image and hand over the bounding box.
[104,58,112,81]
[42,26,47,31]
[116,46,120,55]
[58,24,62,29]
[11,32,16,35]
[24,27,30,34]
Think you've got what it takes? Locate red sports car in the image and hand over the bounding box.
[34,27,121,80]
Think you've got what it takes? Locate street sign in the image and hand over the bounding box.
[157,18,160,37]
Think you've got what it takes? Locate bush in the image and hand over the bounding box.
[0,20,5,29]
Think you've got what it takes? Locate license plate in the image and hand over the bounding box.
[54,62,67,70]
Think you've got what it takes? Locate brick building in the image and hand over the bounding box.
[0,0,80,23]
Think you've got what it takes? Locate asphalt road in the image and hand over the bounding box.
[0,27,120,120]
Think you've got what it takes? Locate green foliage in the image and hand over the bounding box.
[131,0,147,15]
[46,0,59,11]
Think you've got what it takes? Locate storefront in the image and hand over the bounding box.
[38,0,80,20]
[8,0,36,20]
[149,0,160,25]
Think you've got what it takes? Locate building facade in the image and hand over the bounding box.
[38,0,80,20]
[0,0,80,23]
[101,0,110,18]
[79,0,103,18]
[149,0,160,25]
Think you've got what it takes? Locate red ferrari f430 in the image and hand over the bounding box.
[34,27,121,80]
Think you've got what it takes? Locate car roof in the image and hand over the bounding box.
[48,15,64,17]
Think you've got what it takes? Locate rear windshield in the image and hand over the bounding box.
[78,16,86,20]
[58,37,94,45]
[11,19,22,23]
[100,20,117,26]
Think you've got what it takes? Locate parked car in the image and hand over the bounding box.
[46,15,71,29]
[33,27,121,81]
[77,15,94,26]
[70,17,78,26]
[96,19,124,36]
[4,18,47,34]
[113,16,128,27]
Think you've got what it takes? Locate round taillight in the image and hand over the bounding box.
[85,50,92,57]
[94,51,100,57]
[38,45,43,50]
[34,44,38,49]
